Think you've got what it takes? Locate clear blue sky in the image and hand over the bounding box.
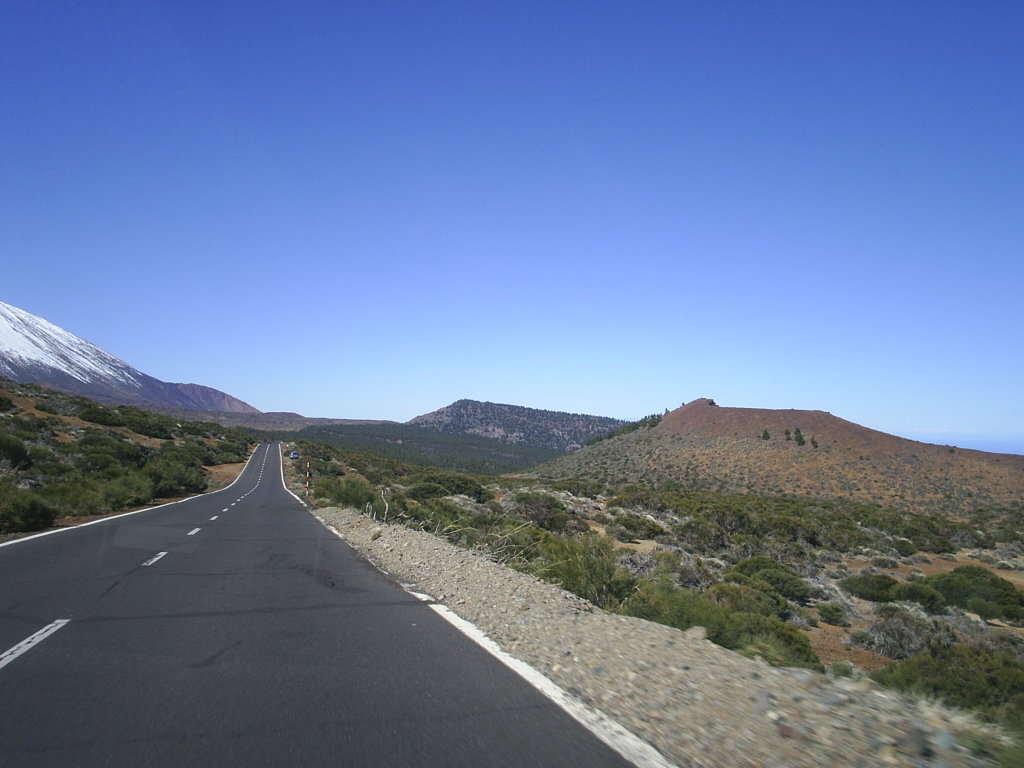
[3,1,1022,452]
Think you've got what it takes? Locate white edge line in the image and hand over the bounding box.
[0,619,71,671]
[320,529,675,768]
[278,444,307,505]
[141,551,167,567]
[0,444,267,550]
[423,599,676,768]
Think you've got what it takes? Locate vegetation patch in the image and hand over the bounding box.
[924,566,1024,620]
[0,382,252,533]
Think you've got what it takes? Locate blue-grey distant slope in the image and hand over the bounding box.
[408,398,626,453]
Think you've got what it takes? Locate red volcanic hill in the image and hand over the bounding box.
[661,399,921,453]
[536,398,1024,515]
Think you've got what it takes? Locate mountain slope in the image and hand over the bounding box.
[533,398,1024,515]
[0,301,258,413]
[408,399,626,453]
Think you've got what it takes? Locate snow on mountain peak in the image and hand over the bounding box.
[0,301,142,388]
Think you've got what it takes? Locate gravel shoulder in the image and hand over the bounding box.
[314,506,1000,768]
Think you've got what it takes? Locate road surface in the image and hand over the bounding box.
[0,444,641,767]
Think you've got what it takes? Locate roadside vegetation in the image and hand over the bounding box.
[0,380,253,534]
[283,437,1024,762]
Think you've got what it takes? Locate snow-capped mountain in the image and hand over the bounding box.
[0,301,259,414]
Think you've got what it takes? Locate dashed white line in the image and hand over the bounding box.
[0,620,71,671]
[187,528,201,536]
[141,551,167,567]
[210,515,219,521]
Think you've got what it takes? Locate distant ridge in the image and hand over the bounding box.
[408,399,626,453]
[534,398,1024,515]
[0,301,258,414]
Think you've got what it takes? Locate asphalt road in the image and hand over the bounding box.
[0,444,641,767]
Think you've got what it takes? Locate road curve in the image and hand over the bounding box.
[0,444,641,767]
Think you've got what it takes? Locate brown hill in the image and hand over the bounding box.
[534,398,1024,515]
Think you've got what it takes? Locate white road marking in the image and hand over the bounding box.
[0,620,71,671]
[404,590,676,768]
[187,528,201,536]
[319,516,674,768]
[222,508,229,512]
[210,515,219,521]
[141,551,167,567]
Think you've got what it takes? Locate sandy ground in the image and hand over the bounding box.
[806,620,892,672]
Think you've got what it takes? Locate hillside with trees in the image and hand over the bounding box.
[407,399,626,452]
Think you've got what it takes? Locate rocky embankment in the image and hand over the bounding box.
[315,506,999,768]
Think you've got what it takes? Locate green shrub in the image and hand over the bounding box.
[967,597,1003,620]
[79,405,127,427]
[514,492,581,533]
[725,557,812,604]
[143,458,207,497]
[0,481,56,532]
[320,476,375,508]
[873,644,1024,731]
[613,512,663,541]
[101,471,154,510]
[707,582,787,618]
[410,470,493,502]
[405,482,450,501]
[751,567,812,604]
[0,396,13,411]
[892,538,917,556]
[528,533,634,608]
[625,582,822,670]
[924,566,1023,620]
[721,612,821,670]
[0,434,31,470]
[38,478,107,517]
[817,601,848,626]
[839,573,898,602]
[402,497,459,529]
[889,581,946,613]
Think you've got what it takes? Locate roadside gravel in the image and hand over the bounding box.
[315,506,998,768]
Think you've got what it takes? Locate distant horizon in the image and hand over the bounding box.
[5,293,1024,456]
[244,388,1024,457]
